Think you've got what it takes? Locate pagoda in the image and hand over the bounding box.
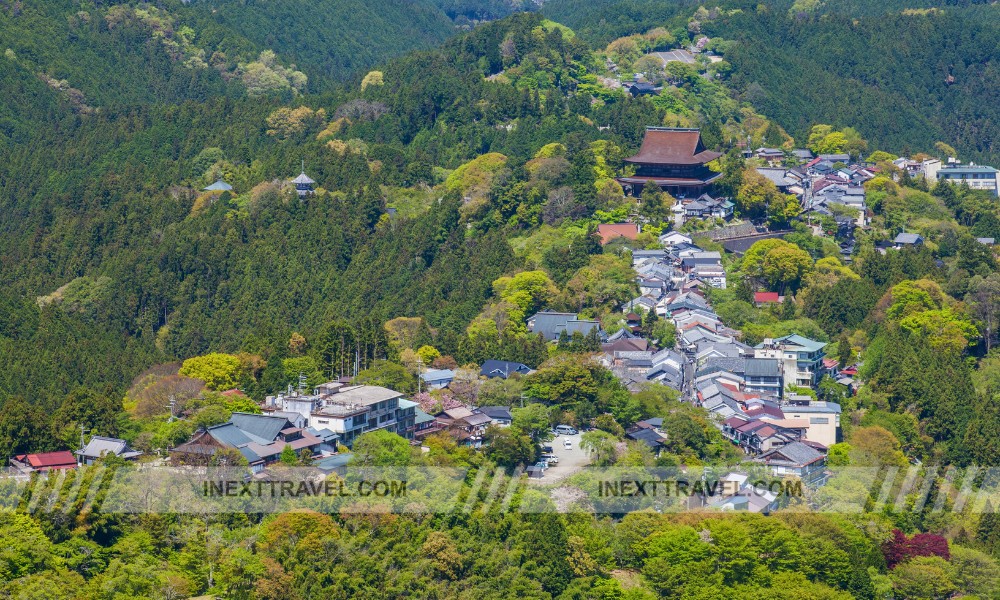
[291,162,316,197]
[617,127,722,197]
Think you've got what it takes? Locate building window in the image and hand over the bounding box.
[810,417,830,425]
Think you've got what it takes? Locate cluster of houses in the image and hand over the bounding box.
[752,149,875,242]
[595,186,853,486]
[9,436,143,475]
[168,367,533,473]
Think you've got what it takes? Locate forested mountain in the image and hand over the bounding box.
[544,0,1000,165]
[0,0,457,114]
[0,13,633,407]
[5,3,1000,599]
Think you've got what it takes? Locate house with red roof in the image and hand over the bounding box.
[10,450,78,474]
[597,223,641,245]
[753,291,782,306]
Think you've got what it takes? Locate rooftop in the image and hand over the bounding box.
[597,223,641,245]
[625,128,722,166]
[327,385,403,406]
[203,180,233,192]
[939,165,998,173]
[893,232,924,244]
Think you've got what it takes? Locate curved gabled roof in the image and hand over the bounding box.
[625,128,722,165]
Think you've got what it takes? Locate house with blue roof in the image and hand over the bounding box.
[420,369,455,390]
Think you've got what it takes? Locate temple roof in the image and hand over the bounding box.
[625,128,722,165]
[291,172,315,185]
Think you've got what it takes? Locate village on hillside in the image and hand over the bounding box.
[17,120,997,514]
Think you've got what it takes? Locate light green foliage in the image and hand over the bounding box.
[444,152,508,197]
[0,512,58,580]
[279,444,298,465]
[890,556,956,600]
[563,253,639,313]
[351,429,412,466]
[534,143,567,159]
[848,426,908,467]
[355,360,416,393]
[416,345,441,364]
[361,70,384,90]
[867,150,898,162]
[740,239,814,294]
[493,270,559,318]
[239,50,308,97]
[580,429,617,466]
[179,353,243,391]
[827,442,851,466]
[484,425,536,468]
[35,276,113,316]
[512,402,552,441]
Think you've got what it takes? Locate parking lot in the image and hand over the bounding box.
[528,432,590,484]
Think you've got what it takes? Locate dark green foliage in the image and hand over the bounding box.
[860,325,976,461]
[805,278,879,335]
[712,6,1000,165]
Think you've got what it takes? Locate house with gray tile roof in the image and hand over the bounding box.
[756,441,827,483]
[76,436,142,465]
[893,232,924,247]
[527,311,602,341]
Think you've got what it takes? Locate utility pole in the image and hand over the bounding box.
[165,394,177,423]
[416,358,423,394]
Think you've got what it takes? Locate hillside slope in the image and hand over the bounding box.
[544,0,1000,164]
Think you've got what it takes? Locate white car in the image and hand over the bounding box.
[564,439,572,449]
[541,454,559,464]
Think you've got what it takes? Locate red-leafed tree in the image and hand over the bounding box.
[882,529,950,568]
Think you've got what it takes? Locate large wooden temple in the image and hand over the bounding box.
[617,127,722,197]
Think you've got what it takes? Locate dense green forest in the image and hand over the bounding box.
[544,0,1000,165]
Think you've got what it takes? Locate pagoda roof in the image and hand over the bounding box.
[203,180,233,192]
[625,128,722,165]
[291,172,315,185]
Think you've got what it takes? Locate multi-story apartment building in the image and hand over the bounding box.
[936,165,999,197]
[266,382,415,447]
[754,334,827,389]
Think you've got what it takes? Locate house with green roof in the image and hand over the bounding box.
[753,334,827,389]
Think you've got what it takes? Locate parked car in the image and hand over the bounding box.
[555,425,578,435]
[541,445,554,454]
[564,439,573,449]
[534,461,549,471]
[541,454,559,464]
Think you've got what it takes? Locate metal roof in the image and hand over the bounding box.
[202,180,233,192]
[229,413,291,443]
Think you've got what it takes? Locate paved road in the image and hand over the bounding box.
[527,433,590,484]
[682,355,695,403]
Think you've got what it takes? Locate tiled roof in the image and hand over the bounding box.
[625,128,722,165]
